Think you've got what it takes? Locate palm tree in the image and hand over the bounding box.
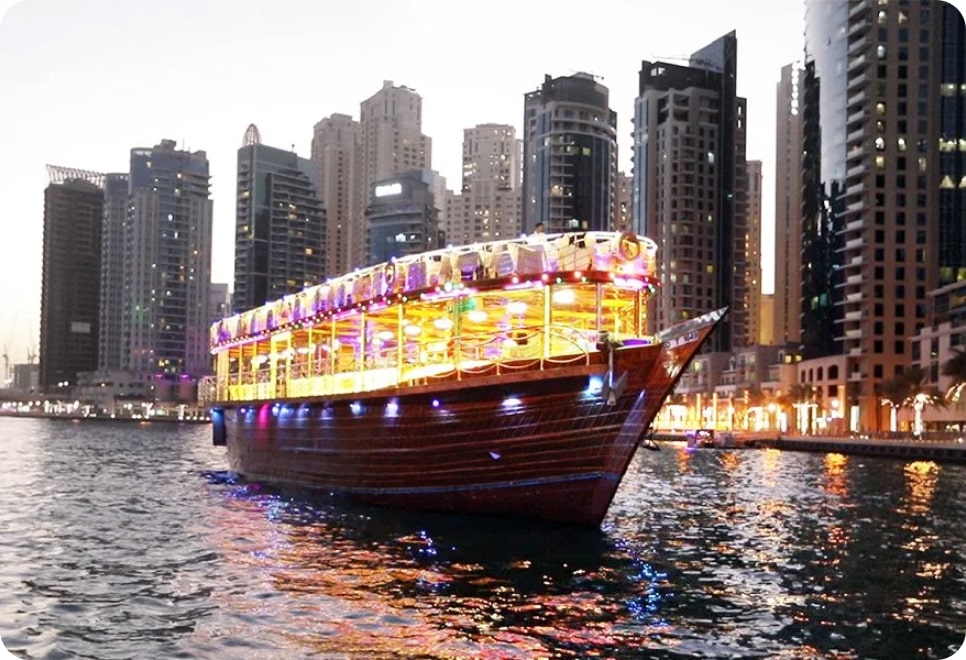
[787,383,817,433]
[877,367,945,432]
[942,349,966,402]
[876,374,914,432]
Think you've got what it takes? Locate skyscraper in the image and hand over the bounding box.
[445,123,522,245]
[773,63,804,347]
[800,0,960,430]
[746,159,763,347]
[125,139,212,381]
[632,31,748,353]
[98,172,129,370]
[937,2,966,288]
[364,170,442,265]
[233,124,325,312]
[522,72,618,234]
[311,113,361,278]
[357,81,432,269]
[39,166,103,391]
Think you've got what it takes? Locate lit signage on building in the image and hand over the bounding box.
[375,182,402,197]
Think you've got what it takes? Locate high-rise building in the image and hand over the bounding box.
[98,172,129,370]
[125,139,213,381]
[445,123,522,245]
[358,81,432,269]
[800,0,962,430]
[522,73,618,234]
[746,159,763,347]
[773,63,804,346]
[311,113,361,278]
[616,171,633,232]
[937,2,966,288]
[39,166,104,391]
[233,124,325,312]
[364,170,442,265]
[209,282,231,323]
[632,31,748,353]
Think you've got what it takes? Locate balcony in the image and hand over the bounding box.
[847,90,868,110]
[846,108,867,126]
[846,146,868,164]
[848,53,868,72]
[848,71,868,90]
[848,35,868,55]
[845,309,863,321]
[846,292,863,303]
[846,199,867,213]
[846,162,868,178]
[845,182,865,198]
[847,274,863,285]
[845,329,862,340]
[848,0,869,20]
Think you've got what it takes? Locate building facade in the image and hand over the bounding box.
[522,72,618,234]
[364,170,442,266]
[97,172,129,370]
[311,113,361,278]
[233,125,325,312]
[125,139,213,383]
[632,31,748,353]
[800,0,956,430]
[445,123,522,246]
[774,63,805,346]
[746,159,763,348]
[357,81,432,269]
[39,166,104,391]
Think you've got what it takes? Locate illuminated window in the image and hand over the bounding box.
[876,156,886,169]
[875,137,886,150]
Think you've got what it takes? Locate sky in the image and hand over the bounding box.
[0,0,951,367]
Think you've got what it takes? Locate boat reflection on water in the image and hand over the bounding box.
[200,473,671,658]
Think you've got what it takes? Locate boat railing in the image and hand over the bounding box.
[205,324,598,404]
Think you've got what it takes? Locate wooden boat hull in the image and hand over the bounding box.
[215,310,724,525]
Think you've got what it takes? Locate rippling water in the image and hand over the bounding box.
[1,417,964,659]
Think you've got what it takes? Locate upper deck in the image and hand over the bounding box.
[204,231,659,404]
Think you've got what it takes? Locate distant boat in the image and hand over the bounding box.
[204,230,725,526]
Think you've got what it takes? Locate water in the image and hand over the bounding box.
[0,418,964,659]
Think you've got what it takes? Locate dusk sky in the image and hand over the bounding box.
[1,0,958,366]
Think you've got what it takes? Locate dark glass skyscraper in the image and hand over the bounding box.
[364,170,441,266]
[522,73,617,234]
[233,125,325,312]
[938,1,966,286]
[39,166,104,391]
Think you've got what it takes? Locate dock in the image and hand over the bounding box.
[654,431,966,463]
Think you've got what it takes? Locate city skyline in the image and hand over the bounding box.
[0,0,949,366]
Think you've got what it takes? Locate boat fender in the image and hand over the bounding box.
[211,407,226,446]
[617,231,641,262]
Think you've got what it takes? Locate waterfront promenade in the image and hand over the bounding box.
[656,430,966,462]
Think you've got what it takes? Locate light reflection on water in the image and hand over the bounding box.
[0,420,965,659]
